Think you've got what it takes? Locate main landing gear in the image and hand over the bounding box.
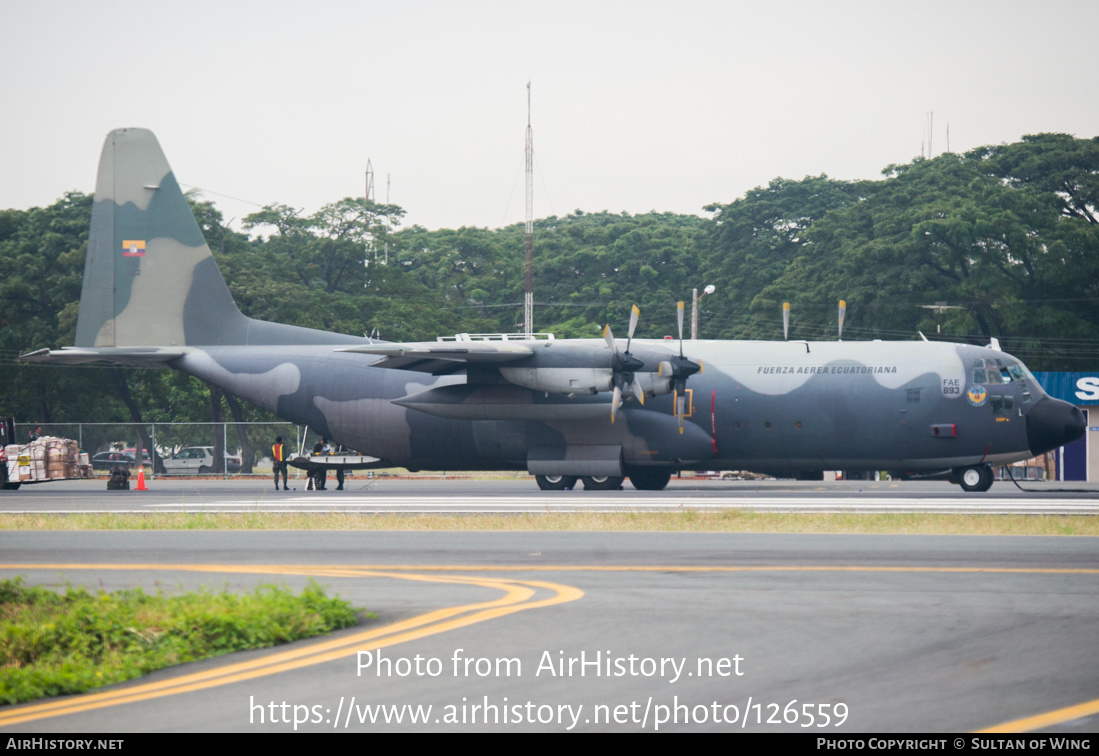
[953,464,994,493]
[534,471,672,491]
[580,475,624,491]
[535,474,577,491]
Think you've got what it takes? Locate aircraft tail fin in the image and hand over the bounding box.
[74,128,250,348]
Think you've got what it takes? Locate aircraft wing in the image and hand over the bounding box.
[20,347,189,367]
[337,341,534,373]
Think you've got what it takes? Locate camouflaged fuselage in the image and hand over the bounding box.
[23,128,1086,486]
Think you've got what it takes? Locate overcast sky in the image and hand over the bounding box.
[2,0,1096,232]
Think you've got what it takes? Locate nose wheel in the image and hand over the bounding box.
[955,464,993,492]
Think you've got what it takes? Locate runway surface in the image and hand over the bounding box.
[1,529,1097,733]
[3,477,1099,514]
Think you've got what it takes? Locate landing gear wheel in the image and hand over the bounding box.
[2,482,20,491]
[957,464,993,493]
[628,470,671,491]
[581,475,624,491]
[535,474,577,491]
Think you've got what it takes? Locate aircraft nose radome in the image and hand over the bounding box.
[1026,397,1086,456]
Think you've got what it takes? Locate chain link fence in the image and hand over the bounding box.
[12,422,336,478]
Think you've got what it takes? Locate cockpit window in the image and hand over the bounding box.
[973,356,1028,389]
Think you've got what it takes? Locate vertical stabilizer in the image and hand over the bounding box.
[74,128,248,347]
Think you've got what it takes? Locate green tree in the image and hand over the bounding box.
[701,175,875,338]
[0,193,125,423]
[750,144,1099,368]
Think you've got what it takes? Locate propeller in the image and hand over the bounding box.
[603,305,646,423]
[838,299,846,340]
[661,301,702,434]
[783,301,790,340]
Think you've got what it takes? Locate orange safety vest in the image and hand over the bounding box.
[272,443,286,462]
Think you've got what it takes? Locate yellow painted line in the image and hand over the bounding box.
[0,565,583,727]
[0,562,1093,729]
[977,697,1099,732]
[7,563,1095,575]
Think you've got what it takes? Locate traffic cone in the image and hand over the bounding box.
[135,466,147,491]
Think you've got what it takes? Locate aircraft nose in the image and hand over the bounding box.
[1026,397,1086,456]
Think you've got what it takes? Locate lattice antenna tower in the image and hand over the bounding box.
[365,159,375,263]
[524,82,534,337]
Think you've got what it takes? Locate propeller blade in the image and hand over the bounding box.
[783,301,790,340]
[838,299,846,340]
[603,323,616,354]
[632,375,645,406]
[677,301,685,355]
[623,304,640,355]
[611,384,622,424]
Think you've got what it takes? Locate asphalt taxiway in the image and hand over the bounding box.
[2,476,1099,514]
[1,479,1097,733]
[0,535,1097,732]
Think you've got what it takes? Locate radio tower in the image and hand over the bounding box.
[523,82,534,337]
[365,159,375,264]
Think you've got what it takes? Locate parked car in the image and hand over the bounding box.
[91,451,140,471]
[161,446,242,475]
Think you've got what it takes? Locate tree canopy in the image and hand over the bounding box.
[1,133,1095,428]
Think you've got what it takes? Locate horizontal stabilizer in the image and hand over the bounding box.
[20,346,188,367]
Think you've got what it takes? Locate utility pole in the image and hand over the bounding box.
[691,284,715,340]
[691,288,699,340]
[524,82,534,337]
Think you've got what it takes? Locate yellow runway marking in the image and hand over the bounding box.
[978,697,1099,732]
[0,562,1093,731]
[0,564,582,727]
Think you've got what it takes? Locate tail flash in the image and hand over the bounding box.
[74,128,247,348]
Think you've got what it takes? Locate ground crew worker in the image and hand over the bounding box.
[272,436,288,490]
[311,439,330,490]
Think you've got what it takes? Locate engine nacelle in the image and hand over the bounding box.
[500,367,613,395]
[634,368,674,398]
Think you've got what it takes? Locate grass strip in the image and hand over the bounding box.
[0,511,1095,535]
[0,578,359,705]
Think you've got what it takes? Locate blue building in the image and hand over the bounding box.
[1034,372,1098,482]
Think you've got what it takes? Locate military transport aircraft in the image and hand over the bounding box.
[22,128,1086,492]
